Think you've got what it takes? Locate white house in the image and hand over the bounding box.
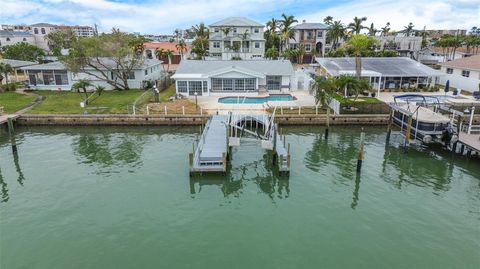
[208,17,265,60]
[439,55,480,93]
[171,60,294,96]
[315,57,442,95]
[375,36,423,58]
[0,30,36,48]
[20,58,164,90]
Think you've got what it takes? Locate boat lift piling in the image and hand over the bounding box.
[357,129,365,173]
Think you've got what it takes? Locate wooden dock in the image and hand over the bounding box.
[0,114,19,125]
[457,132,480,155]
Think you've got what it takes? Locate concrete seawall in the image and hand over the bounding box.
[15,114,398,126]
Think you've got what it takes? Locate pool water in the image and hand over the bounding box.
[218,94,294,104]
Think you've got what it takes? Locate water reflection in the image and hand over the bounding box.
[190,153,289,200]
[72,133,146,174]
[13,151,25,186]
[351,174,361,210]
[0,166,8,203]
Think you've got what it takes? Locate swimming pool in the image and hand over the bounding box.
[218,94,294,104]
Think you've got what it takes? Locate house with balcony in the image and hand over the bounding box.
[171,60,294,96]
[288,20,331,63]
[208,17,265,60]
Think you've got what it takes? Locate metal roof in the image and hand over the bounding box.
[21,58,162,71]
[30,23,57,27]
[316,57,442,77]
[173,60,294,78]
[210,17,263,27]
[0,59,37,68]
[293,22,329,30]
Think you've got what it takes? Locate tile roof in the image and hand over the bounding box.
[293,22,329,30]
[173,60,294,77]
[144,42,192,54]
[316,57,442,77]
[441,55,480,71]
[210,17,263,27]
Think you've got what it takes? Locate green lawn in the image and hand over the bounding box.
[159,84,176,102]
[28,89,146,114]
[333,93,383,104]
[0,92,36,113]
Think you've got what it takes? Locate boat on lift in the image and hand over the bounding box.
[390,94,458,144]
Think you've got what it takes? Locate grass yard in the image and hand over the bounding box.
[333,93,383,104]
[28,89,146,114]
[0,92,36,113]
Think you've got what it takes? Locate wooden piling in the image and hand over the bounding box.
[403,115,413,153]
[357,130,365,173]
[386,109,393,142]
[7,118,17,153]
[325,108,330,139]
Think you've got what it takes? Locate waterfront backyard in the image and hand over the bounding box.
[0,125,478,268]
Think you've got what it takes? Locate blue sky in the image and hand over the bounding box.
[1,0,478,34]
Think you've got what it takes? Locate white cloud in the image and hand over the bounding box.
[1,0,478,34]
[299,0,479,31]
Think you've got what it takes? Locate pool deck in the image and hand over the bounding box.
[194,91,316,114]
[377,91,480,105]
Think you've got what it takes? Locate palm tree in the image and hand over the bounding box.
[313,76,336,138]
[265,46,279,59]
[403,22,415,36]
[0,63,13,84]
[191,23,209,59]
[279,14,298,53]
[347,16,367,35]
[266,18,281,54]
[323,16,333,26]
[175,39,188,60]
[345,35,378,77]
[380,22,391,37]
[367,23,378,36]
[241,30,250,59]
[72,79,92,103]
[326,20,346,49]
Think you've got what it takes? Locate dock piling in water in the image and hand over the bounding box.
[357,130,365,173]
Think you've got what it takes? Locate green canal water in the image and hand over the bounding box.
[0,126,479,269]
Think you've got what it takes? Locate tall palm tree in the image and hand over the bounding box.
[191,23,209,59]
[403,22,415,36]
[323,16,333,26]
[266,18,280,54]
[380,22,391,37]
[347,16,367,34]
[367,23,378,36]
[326,20,345,49]
[175,39,188,60]
[313,76,336,137]
[345,35,378,77]
[279,14,298,53]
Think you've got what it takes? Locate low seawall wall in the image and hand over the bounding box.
[16,114,396,126]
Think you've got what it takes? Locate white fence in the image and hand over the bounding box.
[439,74,480,93]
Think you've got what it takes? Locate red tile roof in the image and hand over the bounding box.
[441,55,480,70]
[144,42,191,55]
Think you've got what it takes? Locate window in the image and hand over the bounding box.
[254,28,259,33]
[23,38,26,41]
[6,38,10,41]
[188,81,202,95]
[317,31,323,38]
[461,70,470,77]
[446,68,453,74]
[254,42,260,49]
[211,53,222,57]
[42,71,54,85]
[245,78,255,91]
[213,41,220,48]
[233,28,237,33]
[41,28,46,34]
[214,28,219,33]
[203,81,208,93]
[127,72,135,79]
[305,44,311,52]
[145,70,148,75]
[212,78,223,91]
[235,79,244,90]
[223,79,233,91]
[266,76,281,90]
[306,31,313,39]
[54,71,69,85]
[177,81,188,93]
[34,28,38,34]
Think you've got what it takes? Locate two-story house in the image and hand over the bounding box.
[208,17,265,60]
[288,21,331,63]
